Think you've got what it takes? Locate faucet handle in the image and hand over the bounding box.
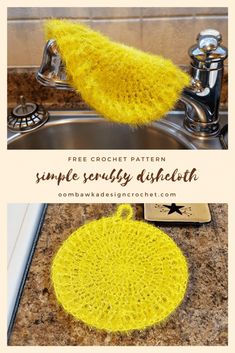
[198,29,221,53]
[189,28,227,68]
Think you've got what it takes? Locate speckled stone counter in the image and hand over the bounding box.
[7,68,90,110]
[9,203,228,346]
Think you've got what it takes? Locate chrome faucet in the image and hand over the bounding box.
[181,29,227,136]
[36,29,227,137]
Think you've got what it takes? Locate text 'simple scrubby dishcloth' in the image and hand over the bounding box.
[51,205,189,332]
[45,20,190,125]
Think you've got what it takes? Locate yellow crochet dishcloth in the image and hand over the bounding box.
[51,204,189,332]
[45,20,190,125]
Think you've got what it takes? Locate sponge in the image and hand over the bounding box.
[45,20,190,125]
[51,204,189,332]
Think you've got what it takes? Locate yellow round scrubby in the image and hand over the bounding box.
[51,205,188,332]
[45,19,190,125]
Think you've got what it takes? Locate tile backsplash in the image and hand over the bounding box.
[8,7,228,67]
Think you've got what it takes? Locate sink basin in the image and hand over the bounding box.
[7,110,227,149]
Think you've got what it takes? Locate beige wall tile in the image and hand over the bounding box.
[142,7,228,17]
[194,7,228,15]
[91,20,142,49]
[91,8,141,18]
[7,19,91,66]
[8,20,45,66]
[142,17,228,65]
[8,15,228,67]
[142,7,197,17]
[7,7,90,19]
[8,7,228,20]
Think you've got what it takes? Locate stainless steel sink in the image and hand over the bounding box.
[7,110,227,149]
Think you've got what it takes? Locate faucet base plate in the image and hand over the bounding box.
[184,116,220,137]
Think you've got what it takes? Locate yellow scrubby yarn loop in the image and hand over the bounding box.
[45,19,190,125]
[51,204,189,332]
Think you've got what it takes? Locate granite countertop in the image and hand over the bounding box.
[9,203,228,346]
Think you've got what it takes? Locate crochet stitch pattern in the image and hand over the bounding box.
[45,20,190,125]
[51,205,189,332]
[51,205,188,332]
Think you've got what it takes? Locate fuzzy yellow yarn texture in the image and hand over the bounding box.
[51,205,189,332]
[45,20,190,125]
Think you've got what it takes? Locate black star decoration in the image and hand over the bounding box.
[163,203,185,215]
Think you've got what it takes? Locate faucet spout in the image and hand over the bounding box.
[181,88,209,124]
[180,83,221,135]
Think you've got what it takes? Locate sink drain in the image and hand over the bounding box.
[8,96,49,132]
